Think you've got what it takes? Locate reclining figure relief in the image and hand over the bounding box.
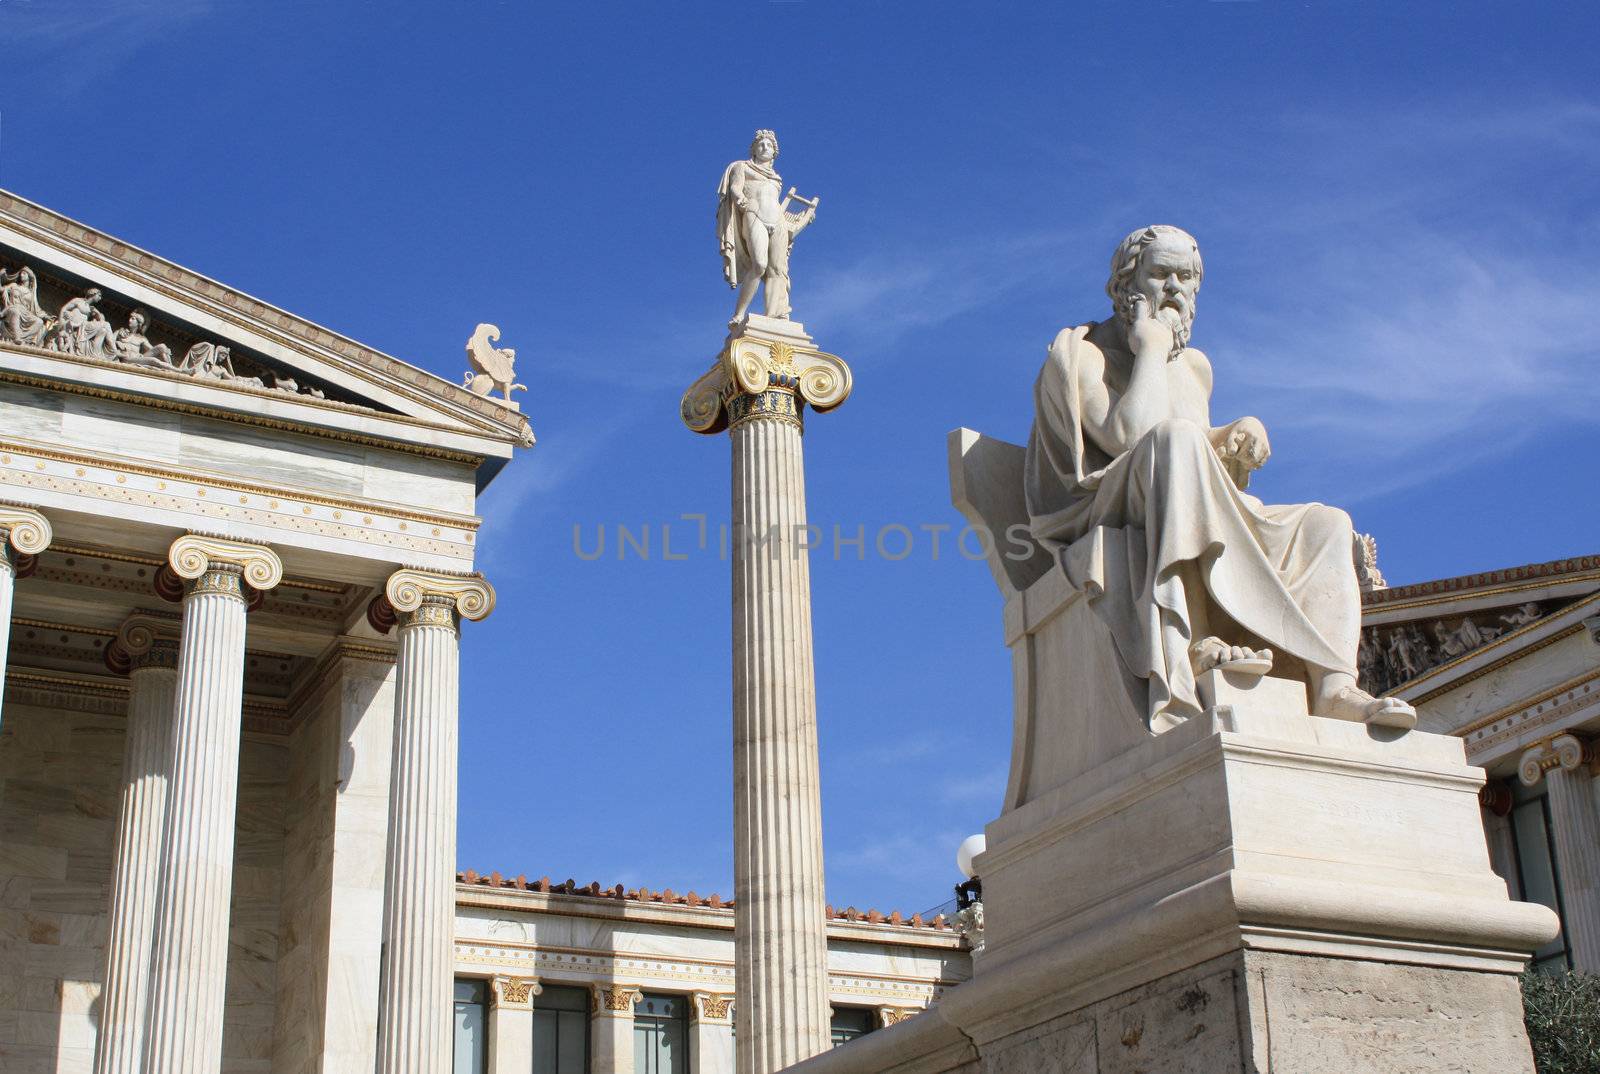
[1024,225,1415,732]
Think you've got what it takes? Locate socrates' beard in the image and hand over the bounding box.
[1155,304,1193,356]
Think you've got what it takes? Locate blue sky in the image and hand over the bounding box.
[5,1,1598,915]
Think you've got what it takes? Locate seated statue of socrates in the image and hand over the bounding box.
[1025,225,1415,731]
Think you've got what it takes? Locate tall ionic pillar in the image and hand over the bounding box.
[0,505,53,719]
[682,318,853,1073]
[374,569,495,1074]
[1520,734,1600,971]
[94,613,181,1074]
[142,535,283,1074]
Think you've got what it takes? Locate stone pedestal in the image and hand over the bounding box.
[375,569,494,1074]
[0,506,52,718]
[142,535,283,1074]
[590,985,641,1074]
[788,680,1558,1074]
[94,615,179,1074]
[682,316,853,1074]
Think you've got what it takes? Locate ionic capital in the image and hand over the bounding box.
[682,332,852,435]
[591,984,642,1017]
[691,991,734,1023]
[168,534,284,598]
[105,611,183,675]
[876,1006,918,1028]
[0,505,52,562]
[1518,733,1597,786]
[490,975,542,1010]
[384,568,495,630]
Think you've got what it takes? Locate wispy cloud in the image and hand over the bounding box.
[0,1,213,96]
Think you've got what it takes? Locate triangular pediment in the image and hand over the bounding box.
[0,189,533,469]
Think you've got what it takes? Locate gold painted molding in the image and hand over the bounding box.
[169,533,284,591]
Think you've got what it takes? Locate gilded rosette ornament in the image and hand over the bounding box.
[384,568,496,629]
[168,533,284,597]
[681,331,853,435]
[0,504,53,560]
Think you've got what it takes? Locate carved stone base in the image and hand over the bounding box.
[786,690,1557,1074]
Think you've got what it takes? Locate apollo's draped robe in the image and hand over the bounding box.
[1024,324,1359,726]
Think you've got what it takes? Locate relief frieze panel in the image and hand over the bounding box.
[1,255,358,406]
[1358,600,1552,696]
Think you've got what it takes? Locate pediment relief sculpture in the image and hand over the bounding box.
[1,259,335,402]
[1358,601,1550,696]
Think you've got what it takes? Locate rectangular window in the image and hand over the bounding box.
[1509,791,1571,972]
[533,984,591,1074]
[830,1007,876,1047]
[634,992,689,1074]
[453,979,488,1074]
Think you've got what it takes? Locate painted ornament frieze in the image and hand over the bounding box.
[1,259,337,401]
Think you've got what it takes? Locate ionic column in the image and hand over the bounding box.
[93,613,181,1074]
[374,569,494,1074]
[1479,780,1520,899]
[682,321,852,1073]
[589,985,641,1074]
[1520,734,1600,970]
[0,505,52,719]
[488,976,541,1074]
[691,992,736,1074]
[142,536,283,1074]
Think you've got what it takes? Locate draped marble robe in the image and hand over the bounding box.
[1024,323,1360,728]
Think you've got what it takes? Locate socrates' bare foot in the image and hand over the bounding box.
[1316,684,1417,730]
[1191,636,1274,677]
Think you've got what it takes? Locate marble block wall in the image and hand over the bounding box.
[271,651,395,1074]
[0,697,286,1074]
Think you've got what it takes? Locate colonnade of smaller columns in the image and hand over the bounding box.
[1514,732,1600,971]
[0,503,495,1074]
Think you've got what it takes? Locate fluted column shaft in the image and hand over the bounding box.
[142,535,281,1074]
[1546,763,1600,970]
[0,507,53,720]
[94,637,179,1074]
[376,595,462,1074]
[730,403,831,1074]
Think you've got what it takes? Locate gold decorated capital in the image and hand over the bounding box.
[105,611,182,675]
[682,322,852,435]
[591,984,642,1016]
[491,975,542,1010]
[692,992,734,1022]
[0,505,53,563]
[168,534,284,597]
[877,1006,919,1028]
[384,568,495,631]
[1518,733,1596,786]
